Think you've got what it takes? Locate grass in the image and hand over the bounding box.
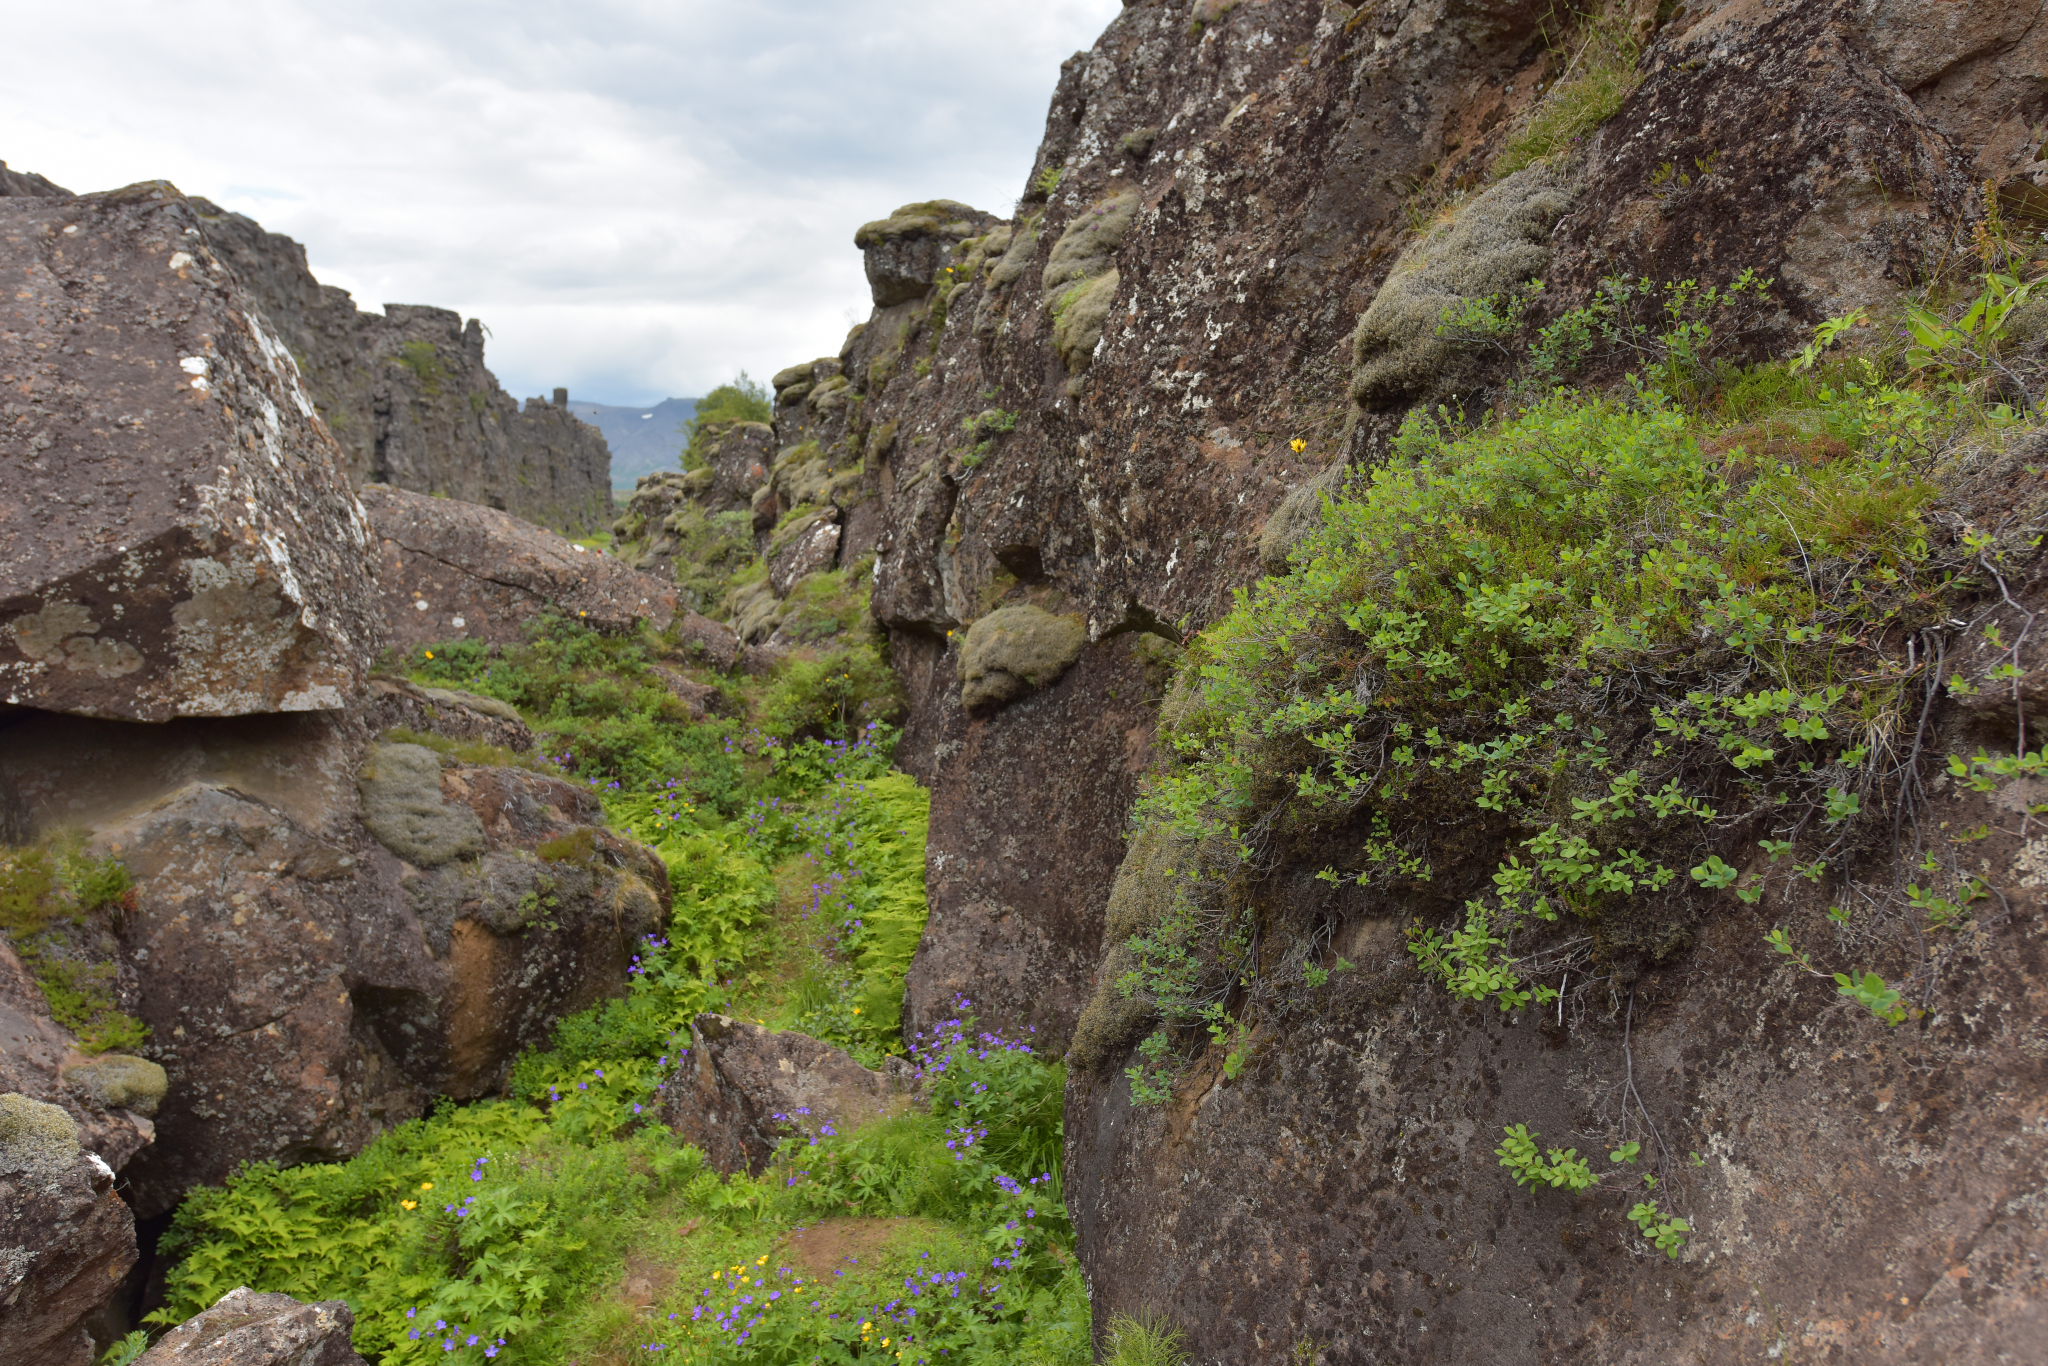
[1495,14,1641,177]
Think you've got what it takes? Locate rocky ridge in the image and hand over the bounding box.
[706,0,2048,1360]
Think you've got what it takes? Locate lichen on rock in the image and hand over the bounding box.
[1350,169,1573,407]
[958,605,1088,712]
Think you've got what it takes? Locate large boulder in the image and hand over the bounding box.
[661,1015,917,1175]
[135,1286,366,1366]
[0,1094,137,1366]
[360,483,676,651]
[0,938,154,1366]
[2,694,668,1218]
[0,183,380,722]
[94,734,667,1216]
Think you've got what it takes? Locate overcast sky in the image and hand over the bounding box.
[3,0,1121,406]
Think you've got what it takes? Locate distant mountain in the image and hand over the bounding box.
[569,398,700,488]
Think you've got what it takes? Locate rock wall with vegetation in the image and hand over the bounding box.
[713,0,2048,1360]
[8,0,2048,1362]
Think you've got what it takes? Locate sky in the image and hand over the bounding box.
[2,0,1121,406]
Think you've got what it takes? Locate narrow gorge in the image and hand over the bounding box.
[3,1,2046,1363]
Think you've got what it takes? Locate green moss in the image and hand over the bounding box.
[64,1053,168,1116]
[958,605,1088,710]
[394,341,448,395]
[0,845,147,1055]
[536,827,598,865]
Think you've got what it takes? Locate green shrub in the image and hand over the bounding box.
[1123,339,1967,1093]
[756,641,904,742]
[683,373,772,469]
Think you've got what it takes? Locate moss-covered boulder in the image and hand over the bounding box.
[62,1054,168,1117]
[958,605,1089,711]
[1042,192,1140,374]
[1350,169,1572,407]
[355,743,487,868]
[855,200,997,307]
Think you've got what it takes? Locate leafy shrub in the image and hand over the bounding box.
[1121,333,1966,1090]
[756,642,904,742]
[683,373,772,469]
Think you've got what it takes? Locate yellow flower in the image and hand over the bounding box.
[423,651,434,659]
[400,1200,417,1210]
[757,1256,767,1265]
[851,1007,861,1014]
[1290,437,1306,452]
[420,1182,433,1191]
[861,1322,871,1331]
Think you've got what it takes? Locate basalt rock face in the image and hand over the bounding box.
[744,0,2048,1360]
[194,201,614,534]
[360,482,677,651]
[0,183,381,722]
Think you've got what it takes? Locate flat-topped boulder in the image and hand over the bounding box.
[135,1287,367,1366]
[361,482,676,650]
[0,182,379,721]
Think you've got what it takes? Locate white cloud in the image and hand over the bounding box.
[3,0,1120,403]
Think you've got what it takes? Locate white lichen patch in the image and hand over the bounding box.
[2014,835,2048,889]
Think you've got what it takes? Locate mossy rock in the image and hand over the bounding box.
[730,579,783,644]
[420,687,523,723]
[64,1053,168,1116]
[356,743,487,868]
[1258,459,1350,572]
[853,200,982,249]
[958,605,1088,711]
[772,362,814,392]
[1050,270,1122,375]
[1350,169,1572,407]
[1119,126,1159,159]
[987,214,1043,291]
[1041,192,1140,302]
[1041,193,1140,374]
[1067,825,1189,1072]
[0,1092,80,1182]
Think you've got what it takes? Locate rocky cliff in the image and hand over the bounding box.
[192,203,613,534]
[723,0,2048,1360]
[1,174,686,1350]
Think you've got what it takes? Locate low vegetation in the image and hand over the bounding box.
[148,612,1085,1365]
[1110,208,2048,1263]
[0,842,145,1054]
